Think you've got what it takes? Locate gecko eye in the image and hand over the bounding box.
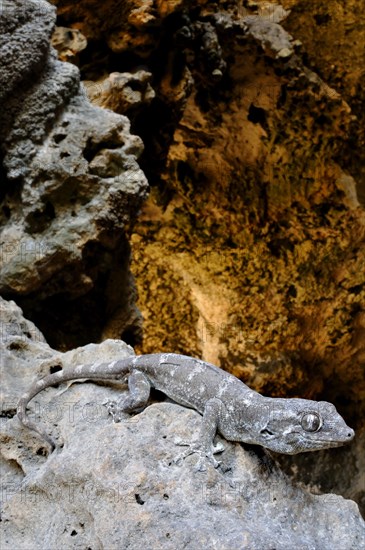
[301,412,322,432]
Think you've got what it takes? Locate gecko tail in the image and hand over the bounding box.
[16,369,90,450]
[17,370,75,446]
[17,395,56,451]
[16,358,132,450]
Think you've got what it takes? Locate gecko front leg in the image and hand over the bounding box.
[174,398,225,472]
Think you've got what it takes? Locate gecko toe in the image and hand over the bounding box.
[174,437,190,447]
[193,457,208,472]
[193,452,220,471]
[173,446,195,465]
[103,399,117,411]
[103,400,126,423]
[212,442,225,454]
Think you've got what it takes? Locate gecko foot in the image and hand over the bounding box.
[173,440,223,471]
[175,437,225,454]
[103,400,128,423]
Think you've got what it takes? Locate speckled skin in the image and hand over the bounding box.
[17,353,355,467]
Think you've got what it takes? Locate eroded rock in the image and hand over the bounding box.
[83,70,155,114]
[51,26,87,62]
[1,0,363,527]
[52,0,364,511]
[1,298,364,549]
[281,0,365,204]
[0,0,149,349]
[125,5,365,514]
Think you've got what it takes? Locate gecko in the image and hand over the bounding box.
[17,353,355,470]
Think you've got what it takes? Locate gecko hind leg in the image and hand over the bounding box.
[104,370,151,423]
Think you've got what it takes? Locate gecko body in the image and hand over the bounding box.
[17,353,354,467]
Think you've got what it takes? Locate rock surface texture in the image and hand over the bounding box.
[281,0,365,204]
[0,0,148,349]
[1,298,365,549]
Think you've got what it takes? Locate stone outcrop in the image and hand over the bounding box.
[1,297,364,549]
[128,7,365,513]
[83,70,155,115]
[0,0,148,349]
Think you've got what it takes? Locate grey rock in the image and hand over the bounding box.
[256,3,290,24]
[4,404,365,550]
[0,296,134,415]
[0,296,49,408]
[1,298,364,549]
[215,11,295,59]
[83,70,156,114]
[0,0,148,347]
[243,15,294,58]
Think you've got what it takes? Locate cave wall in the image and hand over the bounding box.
[281,0,365,204]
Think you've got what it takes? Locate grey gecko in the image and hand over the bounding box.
[17,353,355,469]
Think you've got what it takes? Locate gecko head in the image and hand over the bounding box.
[257,398,355,455]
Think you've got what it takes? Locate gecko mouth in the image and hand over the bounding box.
[305,438,341,444]
[289,431,354,445]
[302,437,352,445]
[299,427,354,444]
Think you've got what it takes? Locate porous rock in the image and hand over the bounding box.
[51,26,88,62]
[281,0,365,203]
[83,70,156,114]
[1,0,364,530]
[1,298,364,550]
[0,0,149,349]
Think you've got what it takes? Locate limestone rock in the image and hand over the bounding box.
[0,296,134,418]
[1,0,364,524]
[243,15,295,58]
[83,70,156,114]
[0,297,49,408]
[51,0,190,55]
[51,26,87,61]
[0,0,149,349]
[1,298,364,549]
[129,9,365,412]
[123,5,364,514]
[3,405,365,550]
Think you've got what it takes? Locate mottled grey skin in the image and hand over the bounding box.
[17,353,355,469]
